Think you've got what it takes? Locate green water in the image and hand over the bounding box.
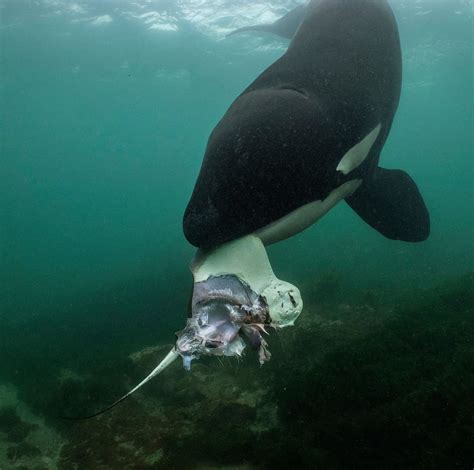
[1,1,473,468]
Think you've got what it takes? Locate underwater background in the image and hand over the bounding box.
[1,0,472,468]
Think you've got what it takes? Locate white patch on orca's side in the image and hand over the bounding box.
[256,179,362,246]
[336,124,381,175]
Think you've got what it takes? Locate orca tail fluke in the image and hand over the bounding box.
[226,4,308,39]
[226,24,273,38]
[346,167,430,242]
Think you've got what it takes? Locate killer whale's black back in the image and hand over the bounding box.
[236,0,401,181]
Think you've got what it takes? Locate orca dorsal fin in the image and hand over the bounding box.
[346,167,430,242]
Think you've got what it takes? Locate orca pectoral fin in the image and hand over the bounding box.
[346,168,430,242]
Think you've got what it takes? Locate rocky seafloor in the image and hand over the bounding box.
[0,274,472,469]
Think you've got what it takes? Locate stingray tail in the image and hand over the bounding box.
[60,348,179,420]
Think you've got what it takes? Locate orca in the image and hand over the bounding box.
[63,0,431,419]
[184,0,430,248]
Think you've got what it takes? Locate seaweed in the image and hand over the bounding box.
[2,276,472,469]
[269,274,474,469]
